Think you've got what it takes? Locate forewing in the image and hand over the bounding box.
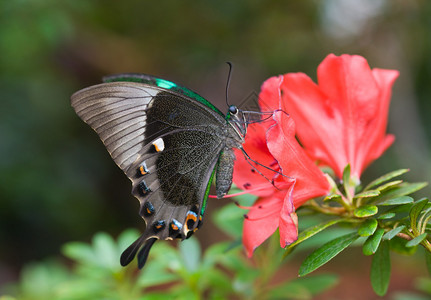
[71,82,155,171]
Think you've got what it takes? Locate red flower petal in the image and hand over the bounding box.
[280,54,398,178]
[235,90,331,258]
[259,76,283,111]
[233,121,278,197]
[278,180,298,248]
[280,72,344,174]
[359,68,398,171]
[236,54,397,257]
[242,183,295,257]
[267,111,330,206]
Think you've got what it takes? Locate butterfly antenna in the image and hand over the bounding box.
[225,62,233,107]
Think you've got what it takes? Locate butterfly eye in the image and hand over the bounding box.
[229,105,238,115]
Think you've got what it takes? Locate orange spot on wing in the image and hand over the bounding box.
[140,166,148,175]
[186,214,197,223]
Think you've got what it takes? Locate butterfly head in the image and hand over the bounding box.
[227,105,247,139]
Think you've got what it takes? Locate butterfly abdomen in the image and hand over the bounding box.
[215,147,236,198]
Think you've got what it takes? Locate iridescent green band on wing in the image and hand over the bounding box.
[103,73,224,117]
[202,167,216,216]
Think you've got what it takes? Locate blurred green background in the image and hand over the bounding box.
[1,0,431,297]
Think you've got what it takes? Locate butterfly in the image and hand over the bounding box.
[71,73,249,269]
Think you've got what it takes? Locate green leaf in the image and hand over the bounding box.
[370,241,391,296]
[376,180,403,192]
[383,226,405,240]
[378,196,414,206]
[364,169,409,191]
[270,274,339,299]
[418,207,431,233]
[92,232,118,268]
[342,164,352,199]
[387,203,413,214]
[410,198,429,234]
[358,218,378,237]
[377,212,396,220]
[138,244,181,288]
[299,232,358,276]
[18,261,71,299]
[268,282,311,299]
[390,237,417,255]
[117,229,140,251]
[342,164,351,186]
[354,190,380,199]
[292,274,339,296]
[286,218,344,250]
[354,205,378,218]
[234,268,261,295]
[290,227,358,254]
[139,260,178,288]
[410,198,429,217]
[324,194,342,202]
[377,182,428,202]
[204,269,234,297]
[213,202,249,238]
[179,236,201,272]
[363,228,385,256]
[62,242,95,265]
[405,233,428,247]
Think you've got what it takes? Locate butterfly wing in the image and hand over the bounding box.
[71,79,227,268]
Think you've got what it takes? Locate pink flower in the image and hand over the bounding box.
[233,79,330,257]
[279,54,399,179]
[233,54,398,257]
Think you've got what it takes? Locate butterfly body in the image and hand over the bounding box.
[71,74,247,268]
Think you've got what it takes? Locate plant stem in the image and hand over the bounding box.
[304,200,347,216]
[253,234,280,300]
[422,239,431,253]
[396,230,431,253]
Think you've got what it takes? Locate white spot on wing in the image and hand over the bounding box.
[152,138,165,152]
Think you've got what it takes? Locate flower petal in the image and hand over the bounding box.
[278,180,298,248]
[319,54,381,177]
[266,111,330,206]
[281,72,345,176]
[233,121,278,197]
[359,69,399,171]
[281,54,398,178]
[259,76,283,111]
[242,190,290,257]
